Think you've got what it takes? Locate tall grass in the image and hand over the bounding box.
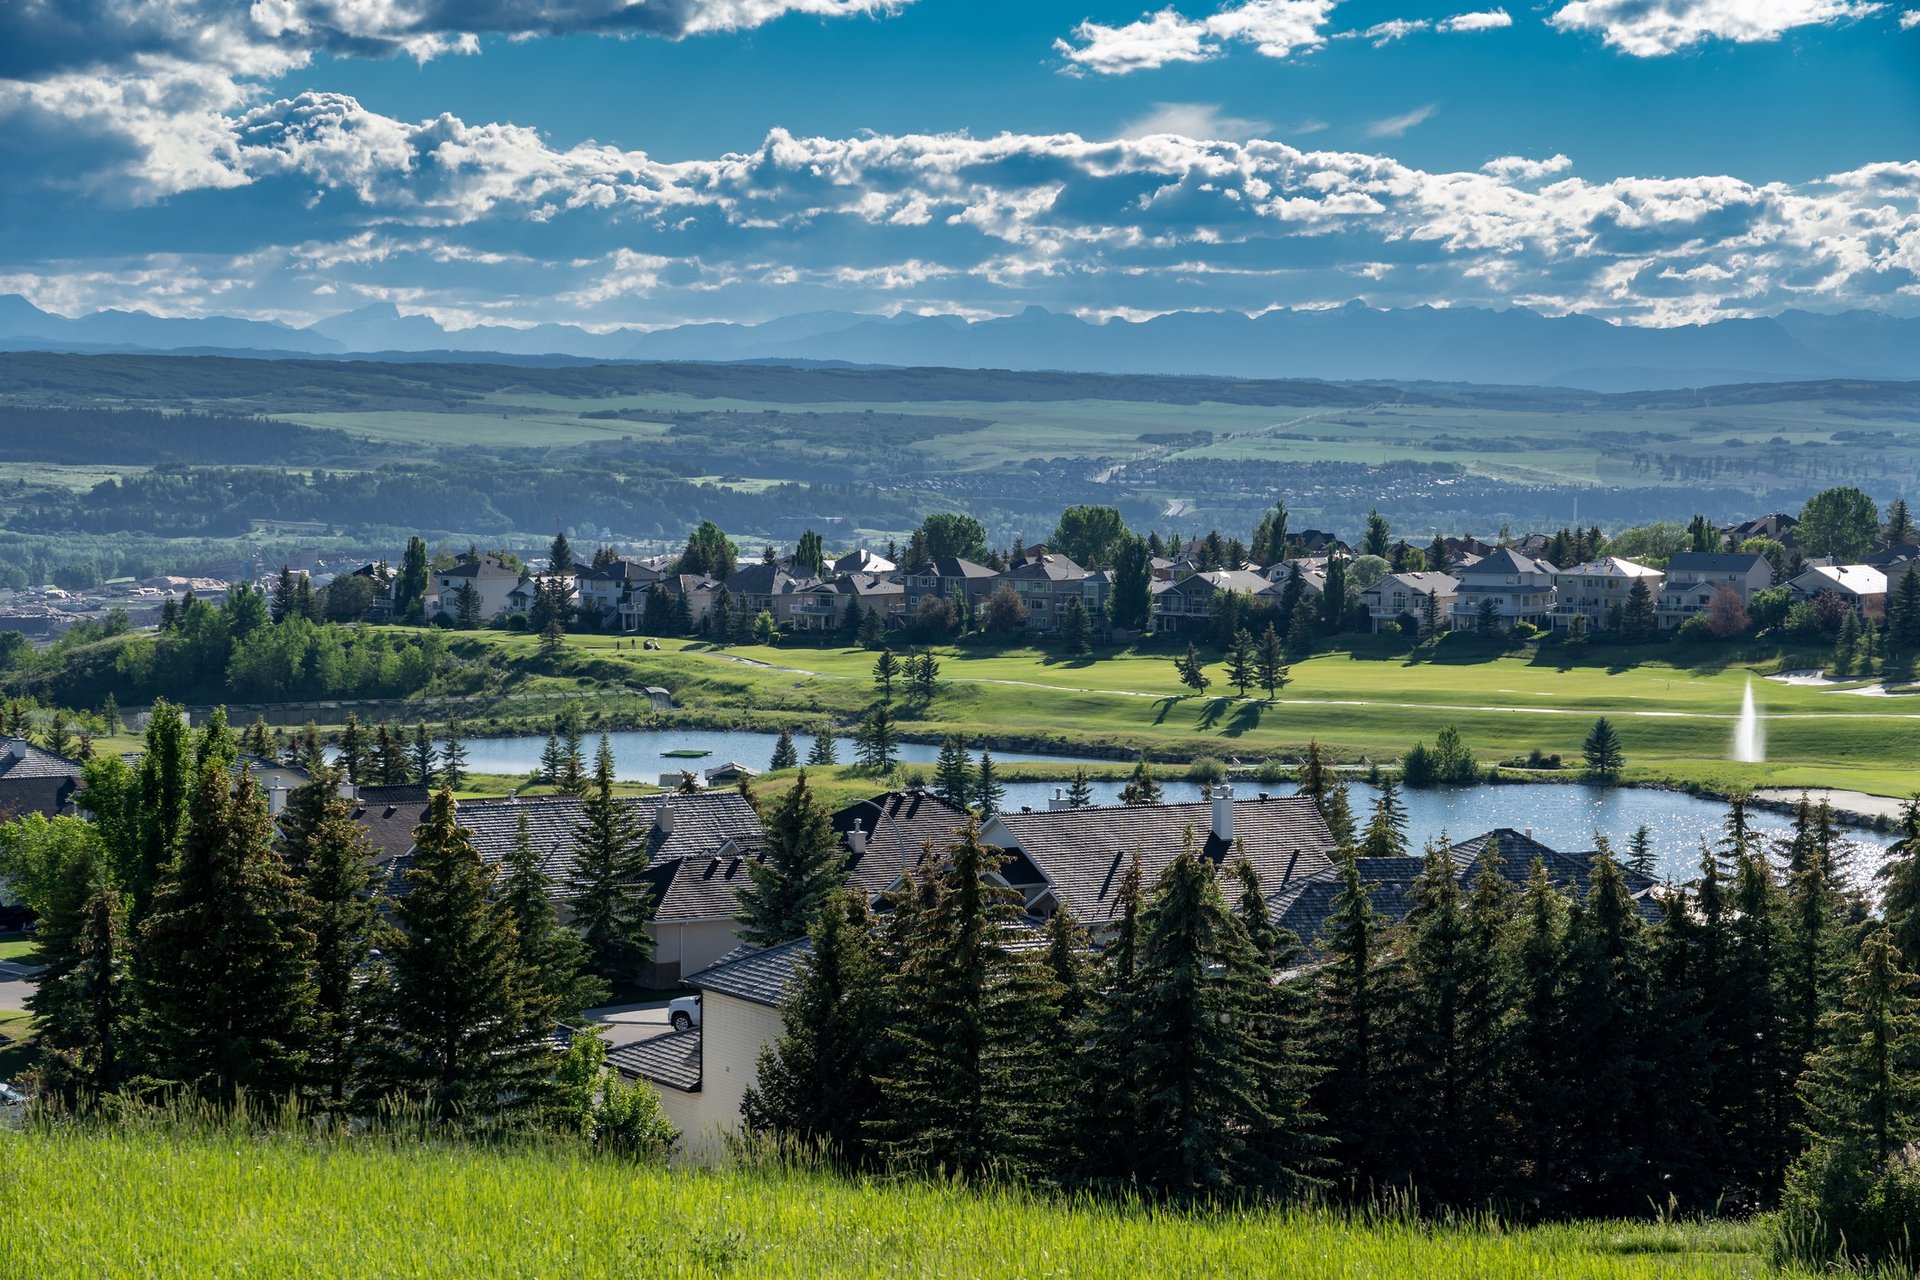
[0,1115,1808,1279]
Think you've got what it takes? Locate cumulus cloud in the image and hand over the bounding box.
[1056,0,1337,74]
[1548,0,1885,56]
[1120,102,1271,141]
[1439,8,1512,31]
[6,97,1917,332]
[1901,8,1919,25]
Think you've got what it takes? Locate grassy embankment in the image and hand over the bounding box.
[0,1124,1802,1279]
[430,630,1920,801]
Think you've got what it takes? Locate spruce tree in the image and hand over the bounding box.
[870,818,1061,1180]
[570,736,653,981]
[538,731,565,788]
[1321,776,1357,851]
[135,770,315,1106]
[854,702,897,771]
[933,736,973,809]
[1118,753,1161,806]
[290,777,383,1107]
[558,712,587,795]
[1226,627,1256,696]
[1359,777,1408,857]
[128,701,193,923]
[744,891,884,1166]
[27,843,130,1104]
[1880,795,1920,972]
[440,718,468,791]
[1453,839,1518,1202]
[381,790,551,1119]
[872,646,899,702]
[1780,801,1849,1100]
[770,727,799,772]
[1173,641,1210,693]
[1060,596,1092,656]
[1312,850,1394,1190]
[1255,623,1288,697]
[409,722,435,787]
[1722,845,1792,1196]
[499,809,606,1023]
[1505,859,1573,1210]
[1583,716,1625,781]
[376,722,406,785]
[1074,853,1146,1183]
[1065,767,1095,809]
[807,723,839,766]
[338,714,369,785]
[1627,824,1656,879]
[973,749,1004,815]
[739,771,846,949]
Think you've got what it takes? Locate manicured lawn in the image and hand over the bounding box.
[0,1009,36,1080]
[0,932,38,964]
[441,629,1920,800]
[0,1125,1803,1279]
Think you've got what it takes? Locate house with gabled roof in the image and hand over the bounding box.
[723,562,822,627]
[1000,553,1093,633]
[1361,571,1457,634]
[1149,568,1271,634]
[1657,552,1772,630]
[1549,557,1663,631]
[831,788,974,898]
[1787,563,1888,620]
[575,558,664,626]
[902,557,999,616]
[0,737,82,823]
[426,551,520,620]
[1448,547,1555,632]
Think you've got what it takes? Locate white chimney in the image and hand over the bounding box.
[848,821,868,855]
[9,740,26,759]
[1211,783,1234,844]
[656,803,675,834]
[1048,787,1071,812]
[268,781,290,816]
[335,779,357,803]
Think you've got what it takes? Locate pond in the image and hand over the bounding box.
[456,730,1893,886]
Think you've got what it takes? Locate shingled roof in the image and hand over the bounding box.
[1270,828,1661,952]
[608,1029,702,1092]
[638,852,755,924]
[346,785,433,867]
[0,739,83,782]
[0,739,82,821]
[685,938,811,1009]
[832,788,975,896]
[989,791,1337,927]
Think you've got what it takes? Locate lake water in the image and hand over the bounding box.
[457,730,1893,885]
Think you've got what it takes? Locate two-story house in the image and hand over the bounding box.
[1449,548,1555,632]
[1362,571,1458,633]
[723,562,822,627]
[1000,553,1091,632]
[1657,552,1773,630]
[1150,569,1271,634]
[1787,564,1888,621]
[902,558,1000,615]
[1549,557,1663,631]
[426,552,520,620]
[574,558,665,626]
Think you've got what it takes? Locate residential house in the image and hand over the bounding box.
[1549,557,1664,631]
[1787,564,1888,621]
[901,558,1000,616]
[982,787,1338,929]
[832,788,974,898]
[506,573,575,621]
[635,850,758,988]
[1722,513,1798,547]
[0,737,81,823]
[1656,552,1773,630]
[724,562,823,628]
[1000,553,1092,632]
[831,548,895,576]
[1361,571,1458,633]
[1149,569,1271,634]
[427,552,521,621]
[1448,548,1555,632]
[341,783,434,880]
[574,558,665,626]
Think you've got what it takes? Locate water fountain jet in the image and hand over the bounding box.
[1733,676,1765,764]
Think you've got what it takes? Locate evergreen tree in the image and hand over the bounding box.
[1321,776,1357,850]
[1422,586,1443,637]
[1065,767,1095,809]
[1392,835,1474,1199]
[395,536,430,623]
[1061,595,1093,655]
[127,702,193,923]
[1173,641,1210,693]
[558,711,587,795]
[1312,850,1393,1190]
[771,728,805,775]
[1359,777,1408,857]
[973,749,1004,815]
[933,736,973,809]
[1426,533,1450,572]
[739,771,847,949]
[1255,623,1289,697]
[272,566,298,623]
[1780,800,1849,1097]
[380,790,551,1119]
[909,650,940,700]
[709,586,734,644]
[745,891,884,1166]
[548,530,575,578]
[1505,859,1573,1209]
[1626,824,1656,879]
[1321,555,1349,632]
[570,737,653,980]
[1722,844,1793,1195]
[872,646,899,702]
[337,714,369,785]
[1295,739,1333,805]
[538,731,565,788]
[408,722,435,787]
[1118,754,1162,806]
[135,770,315,1106]
[1075,852,1147,1183]
[1107,534,1155,632]
[453,580,483,629]
[499,809,606,1024]
[854,702,897,772]
[1453,839,1518,1202]
[1881,795,1920,972]
[870,818,1061,1180]
[440,718,468,791]
[26,843,130,1103]
[1583,716,1625,781]
[289,775,383,1107]
[1226,627,1256,696]
[858,604,886,648]
[375,722,405,786]
[1364,508,1391,558]
[807,724,839,767]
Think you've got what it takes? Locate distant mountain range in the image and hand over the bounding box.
[3,295,1918,391]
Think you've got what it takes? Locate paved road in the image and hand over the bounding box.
[583,998,676,1048]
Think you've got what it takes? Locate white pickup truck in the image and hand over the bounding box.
[668,994,701,1032]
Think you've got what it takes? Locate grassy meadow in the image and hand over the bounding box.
[434,629,1920,800]
[0,1125,1804,1279]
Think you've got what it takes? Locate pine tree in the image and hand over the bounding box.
[128,702,193,923]
[1393,835,1474,1199]
[558,712,587,795]
[807,723,839,766]
[1075,852,1147,1183]
[1295,739,1333,804]
[499,808,606,1024]
[973,749,1004,815]
[1255,623,1288,698]
[538,731,565,788]
[854,702,897,772]
[272,566,297,623]
[1780,800,1849,1097]
[1312,850,1393,1190]
[1627,824,1656,879]
[570,736,653,981]
[1118,753,1162,806]
[1173,641,1210,693]
[27,843,130,1103]
[1321,776,1357,850]
[289,777,383,1108]
[1722,844,1792,1195]
[380,790,551,1119]
[1881,796,1920,973]
[1623,578,1657,642]
[870,818,1061,1180]
[135,770,315,1106]
[337,714,369,785]
[1226,627,1256,696]
[408,722,435,787]
[933,736,973,809]
[1061,595,1092,656]
[1583,716,1625,781]
[744,891,884,1166]
[910,650,940,699]
[872,646,899,702]
[770,727,799,771]
[739,771,847,949]
[1505,859,1573,1208]
[1422,585,1443,637]
[1065,767,1095,809]
[1359,777,1408,857]
[858,604,885,648]
[376,722,406,786]
[440,718,468,791]
[1453,839,1517,1202]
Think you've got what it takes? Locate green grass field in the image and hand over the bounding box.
[0,1010,35,1080]
[440,630,1920,800]
[0,933,37,964]
[0,1126,1800,1279]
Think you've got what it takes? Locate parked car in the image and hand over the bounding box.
[668,994,701,1032]
[0,1081,30,1107]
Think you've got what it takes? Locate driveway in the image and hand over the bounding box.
[0,965,36,1013]
[583,997,676,1048]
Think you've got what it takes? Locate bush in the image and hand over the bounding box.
[1777,1141,1920,1273]
[1676,615,1716,642]
[1254,758,1292,786]
[1186,757,1227,792]
[1511,621,1542,640]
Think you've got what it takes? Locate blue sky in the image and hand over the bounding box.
[0,0,1916,330]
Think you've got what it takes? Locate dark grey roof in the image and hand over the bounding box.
[832,789,975,896]
[638,853,755,924]
[1664,551,1769,575]
[1460,547,1552,577]
[608,1029,702,1092]
[686,938,811,1008]
[576,559,662,585]
[724,562,818,597]
[1003,553,1087,583]
[992,792,1337,928]
[0,774,77,822]
[1270,828,1660,953]
[907,557,998,580]
[438,554,518,580]
[347,785,433,866]
[0,739,83,782]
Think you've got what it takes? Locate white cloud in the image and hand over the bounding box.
[1364,103,1437,137]
[1348,18,1429,44]
[1120,102,1272,141]
[1483,154,1574,179]
[1057,0,1337,73]
[1548,0,1884,56]
[1901,8,1920,25]
[1439,8,1512,32]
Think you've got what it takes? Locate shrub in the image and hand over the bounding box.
[1511,621,1541,640]
[1676,615,1716,642]
[1254,758,1292,786]
[1777,1142,1920,1273]
[1185,757,1227,787]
